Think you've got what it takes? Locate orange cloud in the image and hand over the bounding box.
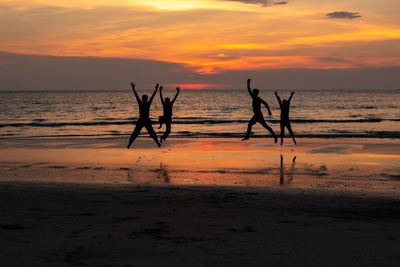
[0,0,400,74]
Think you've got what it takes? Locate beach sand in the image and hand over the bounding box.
[0,137,399,266]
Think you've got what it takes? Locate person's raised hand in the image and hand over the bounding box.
[176,87,180,92]
[155,83,159,89]
[247,78,251,84]
[275,91,278,96]
[130,82,136,89]
[291,92,295,95]
[160,86,163,90]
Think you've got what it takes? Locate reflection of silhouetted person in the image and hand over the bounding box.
[279,155,296,185]
[242,78,277,142]
[127,82,161,149]
[280,155,284,185]
[158,86,180,143]
[275,92,296,146]
[158,163,170,183]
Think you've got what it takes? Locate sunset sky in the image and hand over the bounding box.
[1,0,400,90]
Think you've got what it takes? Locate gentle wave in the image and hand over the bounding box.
[0,118,397,128]
[172,131,400,138]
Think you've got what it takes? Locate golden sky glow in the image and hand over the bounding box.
[0,0,400,74]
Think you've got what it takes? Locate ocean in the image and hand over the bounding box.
[0,89,399,139]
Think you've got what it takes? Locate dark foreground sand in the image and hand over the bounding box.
[1,138,399,266]
[1,182,400,267]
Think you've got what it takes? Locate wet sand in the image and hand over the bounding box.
[0,137,400,266]
[0,138,399,194]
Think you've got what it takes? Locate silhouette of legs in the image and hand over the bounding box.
[242,115,258,140]
[243,115,277,142]
[259,118,277,143]
[280,123,285,146]
[279,122,296,146]
[127,122,144,149]
[281,121,297,146]
[160,118,172,143]
[158,116,165,129]
[127,119,161,148]
[144,121,161,147]
[287,122,297,145]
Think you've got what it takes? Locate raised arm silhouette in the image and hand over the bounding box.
[242,78,277,143]
[158,86,180,143]
[275,91,296,146]
[127,82,161,149]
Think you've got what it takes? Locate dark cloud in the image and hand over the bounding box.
[222,0,288,7]
[326,11,362,19]
[0,51,191,91]
[1,52,400,90]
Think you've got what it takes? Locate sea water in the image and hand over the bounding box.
[0,89,399,139]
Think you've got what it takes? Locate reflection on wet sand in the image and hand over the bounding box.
[0,138,399,195]
[279,155,296,185]
[158,163,170,183]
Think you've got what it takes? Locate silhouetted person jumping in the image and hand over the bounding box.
[158,86,180,143]
[275,91,296,146]
[127,82,161,149]
[242,78,277,142]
